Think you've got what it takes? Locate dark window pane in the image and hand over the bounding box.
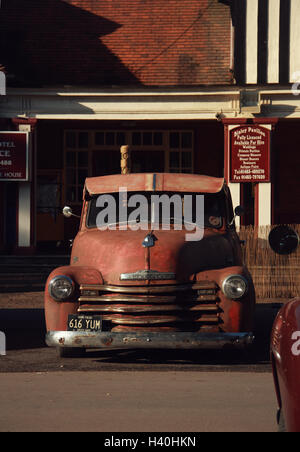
[78,132,89,148]
[181,132,192,148]
[106,132,115,146]
[66,132,76,148]
[170,132,180,148]
[92,150,121,176]
[131,150,164,172]
[132,132,141,145]
[170,152,180,168]
[181,152,192,167]
[66,169,76,185]
[143,132,152,145]
[78,152,88,167]
[78,169,88,185]
[67,186,77,203]
[66,151,76,166]
[116,132,126,146]
[95,132,104,146]
[153,132,163,146]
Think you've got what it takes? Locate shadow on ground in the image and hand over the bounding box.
[0,303,281,369]
[0,309,46,350]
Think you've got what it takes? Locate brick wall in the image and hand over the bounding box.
[0,0,232,87]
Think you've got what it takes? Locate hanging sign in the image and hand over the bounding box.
[0,132,29,181]
[230,125,270,183]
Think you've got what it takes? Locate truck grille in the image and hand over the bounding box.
[78,282,221,332]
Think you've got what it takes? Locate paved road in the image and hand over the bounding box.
[0,370,277,432]
[0,301,280,433]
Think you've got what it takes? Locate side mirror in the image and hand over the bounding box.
[234,205,244,217]
[268,225,299,255]
[62,206,80,219]
[229,205,244,226]
[62,206,73,218]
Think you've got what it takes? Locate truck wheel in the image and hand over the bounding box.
[57,347,86,358]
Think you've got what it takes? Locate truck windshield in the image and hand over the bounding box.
[86,191,226,229]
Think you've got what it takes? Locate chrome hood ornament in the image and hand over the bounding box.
[142,232,157,248]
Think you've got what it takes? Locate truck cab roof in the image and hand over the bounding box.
[84,173,225,197]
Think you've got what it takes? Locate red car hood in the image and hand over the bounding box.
[71,227,235,285]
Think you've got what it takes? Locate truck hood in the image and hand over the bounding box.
[71,227,235,285]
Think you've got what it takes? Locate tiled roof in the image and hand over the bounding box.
[0,0,232,87]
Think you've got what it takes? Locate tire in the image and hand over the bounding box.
[57,347,86,358]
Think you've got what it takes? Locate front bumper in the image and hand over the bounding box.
[46,331,255,350]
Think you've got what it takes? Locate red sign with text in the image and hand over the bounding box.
[230,125,270,183]
[0,132,29,181]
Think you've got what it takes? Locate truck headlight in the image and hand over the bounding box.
[221,275,248,299]
[49,275,75,301]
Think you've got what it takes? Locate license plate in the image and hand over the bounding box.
[67,315,102,332]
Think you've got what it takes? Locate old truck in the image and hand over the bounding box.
[45,172,255,357]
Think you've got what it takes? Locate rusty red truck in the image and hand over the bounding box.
[45,172,255,357]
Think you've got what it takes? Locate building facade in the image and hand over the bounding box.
[0,0,300,254]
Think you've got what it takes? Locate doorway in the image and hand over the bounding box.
[36,170,64,252]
